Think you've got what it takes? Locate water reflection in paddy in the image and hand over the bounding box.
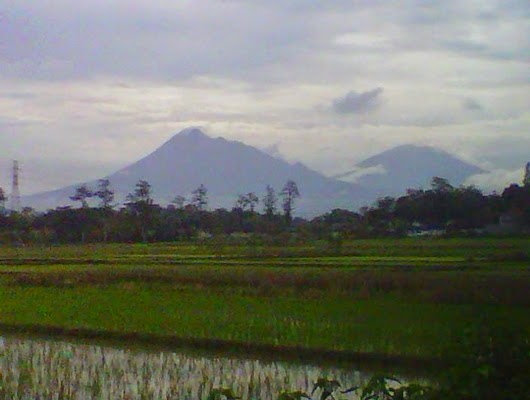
[0,334,402,399]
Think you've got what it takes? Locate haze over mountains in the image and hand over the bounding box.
[22,128,369,216]
[21,128,485,216]
[334,144,484,198]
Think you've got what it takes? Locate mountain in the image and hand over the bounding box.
[334,144,484,197]
[22,128,371,216]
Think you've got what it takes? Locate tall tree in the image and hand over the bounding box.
[126,180,154,241]
[69,185,95,242]
[235,193,249,211]
[94,179,115,209]
[281,180,300,224]
[172,195,187,209]
[524,162,530,187]
[70,184,93,208]
[0,187,6,208]
[262,185,277,219]
[127,180,153,205]
[235,192,259,213]
[191,184,208,211]
[94,179,115,242]
[246,192,259,213]
[431,177,453,193]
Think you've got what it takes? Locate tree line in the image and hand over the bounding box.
[0,171,529,245]
[0,179,301,244]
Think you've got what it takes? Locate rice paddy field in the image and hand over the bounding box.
[2,333,404,400]
[0,237,529,367]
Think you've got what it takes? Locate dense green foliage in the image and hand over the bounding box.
[0,177,529,245]
[281,324,530,400]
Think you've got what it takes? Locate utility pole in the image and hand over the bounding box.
[10,160,21,212]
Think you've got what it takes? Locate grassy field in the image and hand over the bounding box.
[0,238,529,362]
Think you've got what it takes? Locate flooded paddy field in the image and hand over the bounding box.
[0,334,413,400]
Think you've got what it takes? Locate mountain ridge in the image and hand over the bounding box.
[21,132,486,215]
[22,129,370,216]
[334,144,484,197]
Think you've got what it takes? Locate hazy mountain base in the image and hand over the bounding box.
[336,144,484,198]
[20,129,485,216]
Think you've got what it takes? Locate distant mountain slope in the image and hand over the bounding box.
[335,144,484,197]
[22,128,371,216]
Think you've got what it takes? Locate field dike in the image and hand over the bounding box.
[0,323,438,371]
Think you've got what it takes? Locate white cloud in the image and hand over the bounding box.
[465,168,525,192]
[261,143,286,161]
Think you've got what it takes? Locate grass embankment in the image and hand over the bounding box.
[0,238,529,363]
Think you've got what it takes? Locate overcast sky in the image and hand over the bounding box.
[1,0,529,195]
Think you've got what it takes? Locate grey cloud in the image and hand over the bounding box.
[332,88,383,114]
[440,38,529,62]
[1,0,529,194]
[463,98,483,111]
[0,116,39,128]
[470,136,530,169]
[375,1,530,63]
[0,1,311,81]
[0,91,36,100]
[1,0,528,84]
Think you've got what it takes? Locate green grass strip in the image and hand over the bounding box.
[1,284,528,360]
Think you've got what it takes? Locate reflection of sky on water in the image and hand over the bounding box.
[0,336,369,399]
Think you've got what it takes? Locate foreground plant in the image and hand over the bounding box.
[389,383,434,400]
[207,387,242,400]
[310,378,358,400]
[278,390,312,400]
[356,322,530,400]
[356,376,419,400]
[433,321,530,400]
